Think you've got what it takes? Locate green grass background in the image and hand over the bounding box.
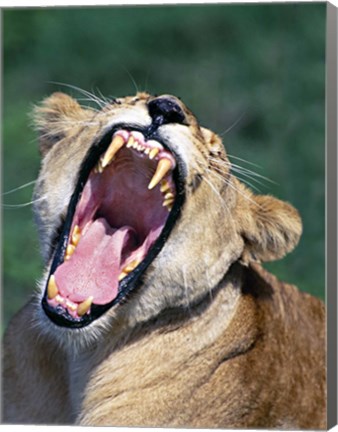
[2,4,326,330]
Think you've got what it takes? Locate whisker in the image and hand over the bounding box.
[231,176,262,193]
[203,175,233,215]
[47,82,106,109]
[206,168,260,208]
[95,87,111,105]
[210,163,265,189]
[2,180,36,196]
[143,69,151,94]
[227,153,262,169]
[205,267,214,302]
[34,118,100,144]
[230,164,276,185]
[219,111,246,137]
[208,156,276,185]
[182,266,193,317]
[2,196,46,209]
[211,165,263,192]
[121,66,140,94]
[202,175,237,230]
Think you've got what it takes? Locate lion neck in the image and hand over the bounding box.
[66,263,249,412]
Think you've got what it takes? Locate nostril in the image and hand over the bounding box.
[148,97,186,126]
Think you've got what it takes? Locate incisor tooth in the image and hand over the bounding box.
[47,275,58,299]
[163,197,174,207]
[148,158,172,190]
[55,294,63,303]
[66,244,76,258]
[101,135,125,167]
[73,224,80,236]
[77,296,93,316]
[126,136,134,148]
[149,148,159,160]
[160,180,171,193]
[66,301,77,312]
[71,225,81,246]
[164,192,174,200]
[96,160,103,174]
[123,260,140,273]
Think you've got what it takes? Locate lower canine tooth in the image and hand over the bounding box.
[148,158,172,190]
[77,296,93,316]
[96,161,103,173]
[47,275,59,299]
[101,134,125,167]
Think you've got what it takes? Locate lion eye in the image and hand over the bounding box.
[148,97,186,126]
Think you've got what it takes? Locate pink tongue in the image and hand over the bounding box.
[54,218,136,305]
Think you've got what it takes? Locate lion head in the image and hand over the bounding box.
[32,92,302,339]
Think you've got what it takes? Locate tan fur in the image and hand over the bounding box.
[2,92,326,428]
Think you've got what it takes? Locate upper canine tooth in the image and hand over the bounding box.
[77,296,93,316]
[101,134,125,167]
[148,158,172,190]
[47,275,59,300]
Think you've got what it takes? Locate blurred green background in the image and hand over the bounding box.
[2,4,326,330]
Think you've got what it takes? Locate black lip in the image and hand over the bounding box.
[42,123,186,328]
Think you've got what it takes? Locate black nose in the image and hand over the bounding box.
[148,97,186,126]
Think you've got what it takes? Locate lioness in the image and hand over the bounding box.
[2,92,326,428]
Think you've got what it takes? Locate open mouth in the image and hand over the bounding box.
[42,127,185,328]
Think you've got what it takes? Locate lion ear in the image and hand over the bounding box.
[239,194,302,263]
[32,92,89,157]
